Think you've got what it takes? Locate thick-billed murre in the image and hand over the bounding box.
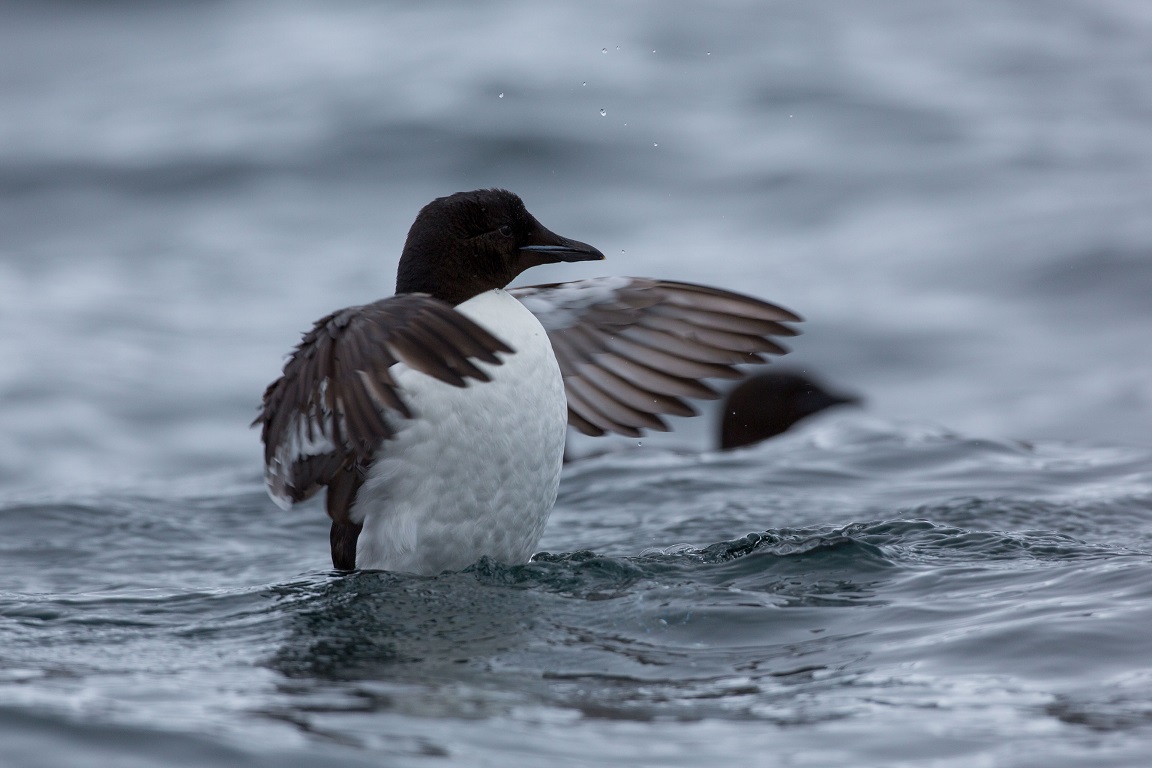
[255,189,801,574]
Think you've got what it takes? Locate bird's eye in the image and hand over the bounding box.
[498,225,513,237]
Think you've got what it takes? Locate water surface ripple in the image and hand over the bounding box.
[3,425,1151,766]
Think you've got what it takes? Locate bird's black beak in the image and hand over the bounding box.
[518,222,605,270]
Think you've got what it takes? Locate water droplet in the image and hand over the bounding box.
[653,142,658,147]
[498,92,504,99]
[706,51,711,56]
[601,47,607,54]
[616,46,620,51]
[652,50,656,54]
[582,81,586,86]
[599,108,606,117]
[637,440,643,447]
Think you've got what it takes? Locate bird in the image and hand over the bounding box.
[718,371,860,450]
[255,189,801,574]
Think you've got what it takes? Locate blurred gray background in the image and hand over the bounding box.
[2,0,1150,492]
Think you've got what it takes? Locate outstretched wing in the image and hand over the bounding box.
[254,293,513,511]
[511,277,801,437]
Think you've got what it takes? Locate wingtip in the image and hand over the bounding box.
[263,475,295,512]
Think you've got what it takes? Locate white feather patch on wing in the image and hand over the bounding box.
[263,378,346,510]
[512,276,634,331]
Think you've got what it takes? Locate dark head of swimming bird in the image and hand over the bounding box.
[719,370,861,450]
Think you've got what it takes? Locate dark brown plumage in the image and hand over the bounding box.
[719,371,860,450]
[256,295,512,497]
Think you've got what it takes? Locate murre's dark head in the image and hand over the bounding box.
[395,189,605,305]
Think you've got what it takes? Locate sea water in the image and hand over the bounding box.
[2,1,1151,765]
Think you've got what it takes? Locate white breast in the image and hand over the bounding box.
[351,289,568,574]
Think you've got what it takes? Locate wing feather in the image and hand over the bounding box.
[254,293,511,511]
[576,364,697,419]
[603,333,747,379]
[566,376,671,433]
[512,278,801,437]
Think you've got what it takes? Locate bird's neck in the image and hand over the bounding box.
[396,250,506,307]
